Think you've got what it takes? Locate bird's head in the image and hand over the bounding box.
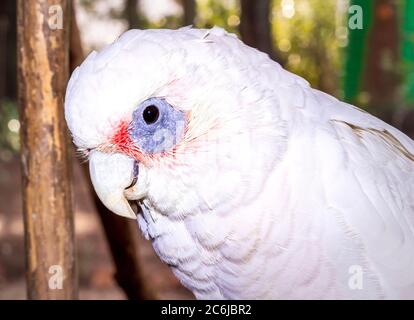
[65,27,292,220]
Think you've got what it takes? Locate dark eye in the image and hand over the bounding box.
[142,105,159,124]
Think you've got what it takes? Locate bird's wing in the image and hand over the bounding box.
[315,90,414,298]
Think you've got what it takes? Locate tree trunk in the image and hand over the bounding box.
[0,0,17,100]
[364,0,400,124]
[240,0,280,62]
[0,9,8,99]
[17,0,77,299]
[69,3,83,72]
[181,0,195,26]
[400,0,414,138]
[124,0,141,29]
[344,0,399,124]
[70,0,155,299]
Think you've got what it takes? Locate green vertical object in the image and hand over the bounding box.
[343,0,374,103]
[400,0,414,107]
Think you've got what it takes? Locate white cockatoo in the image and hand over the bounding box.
[65,27,414,299]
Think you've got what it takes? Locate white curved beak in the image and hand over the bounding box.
[89,151,137,219]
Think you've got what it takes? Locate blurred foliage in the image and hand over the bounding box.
[73,0,345,96]
[195,0,240,33]
[0,99,20,160]
[145,13,182,29]
[272,0,344,96]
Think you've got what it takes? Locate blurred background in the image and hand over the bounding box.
[0,0,413,299]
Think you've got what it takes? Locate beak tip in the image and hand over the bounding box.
[89,151,138,220]
[111,199,137,220]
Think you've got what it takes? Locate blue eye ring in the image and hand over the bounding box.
[129,97,186,154]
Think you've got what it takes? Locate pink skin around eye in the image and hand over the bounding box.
[111,121,143,161]
[110,120,180,165]
[110,115,191,167]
